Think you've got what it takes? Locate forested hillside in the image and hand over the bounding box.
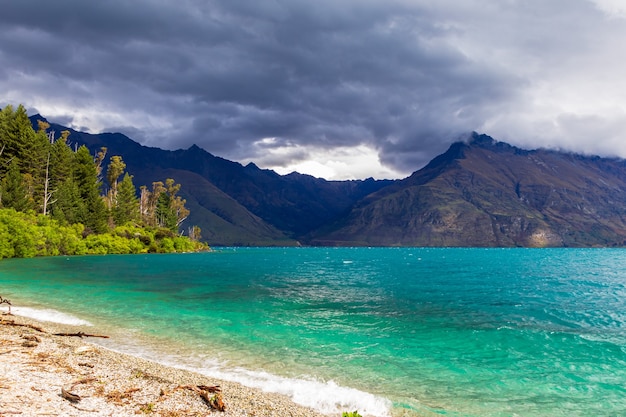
[0,104,207,258]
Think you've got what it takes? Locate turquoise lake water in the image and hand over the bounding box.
[1,247,626,416]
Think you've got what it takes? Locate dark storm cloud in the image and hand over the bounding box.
[2,0,626,178]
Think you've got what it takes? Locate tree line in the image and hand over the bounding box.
[0,104,207,258]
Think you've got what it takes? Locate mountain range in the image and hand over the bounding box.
[32,115,626,247]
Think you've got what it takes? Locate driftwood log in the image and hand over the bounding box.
[161,384,225,412]
[61,388,81,403]
[206,391,226,412]
[53,331,109,339]
[0,319,109,339]
[0,295,12,314]
[0,319,45,333]
[60,377,98,404]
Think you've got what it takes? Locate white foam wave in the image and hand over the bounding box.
[191,365,392,417]
[90,335,392,416]
[13,306,93,326]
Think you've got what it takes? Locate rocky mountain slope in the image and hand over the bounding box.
[34,116,390,245]
[310,133,626,247]
[33,116,626,247]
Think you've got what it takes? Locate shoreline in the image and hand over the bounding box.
[0,313,332,417]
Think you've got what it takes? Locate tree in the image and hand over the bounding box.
[0,110,51,212]
[113,173,140,225]
[29,127,51,213]
[94,147,107,181]
[49,130,73,191]
[145,178,190,232]
[188,225,202,241]
[51,177,85,225]
[106,155,126,209]
[72,146,108,234]
[0,105,35,176]
[140,181,165,226]
[1,159,33,212]
[42,153,53,215]
[37,120,50,136]
[165,178,189,228]
[156,190,177,231]
[139,185,150,223]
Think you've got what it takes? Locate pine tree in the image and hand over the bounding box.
[29,124,51,213]
[1,159,33,212]
[49,130,73,191]
[156,191,177,231]
[113,173,140,225]
[0,105,35,176]
[73,146,108,234]
[51,177,86,225]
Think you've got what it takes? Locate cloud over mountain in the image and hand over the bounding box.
[3,0,626,179]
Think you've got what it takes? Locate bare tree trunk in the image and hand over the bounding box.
[43,153,50,215]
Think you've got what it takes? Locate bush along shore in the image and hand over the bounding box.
[0,104,208,258]
[0,208,207,258]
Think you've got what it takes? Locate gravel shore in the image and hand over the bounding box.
[0,314,330,417]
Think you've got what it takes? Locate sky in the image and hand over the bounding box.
[2,0,626,180]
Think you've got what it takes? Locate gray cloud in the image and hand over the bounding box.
[2,0,626,178]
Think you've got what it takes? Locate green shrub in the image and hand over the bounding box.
[342,412,363,417]
[58,224,88,255]
[154,228,176,240]
[0,208,207,259]
[84,233,133,254]
[0,209,37,258]
[0,221,15,259]
[158,237,175,253]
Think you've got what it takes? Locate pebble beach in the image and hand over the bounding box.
[0,314,330,417]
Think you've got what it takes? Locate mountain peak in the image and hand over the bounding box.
[422,131,501,170]
[464,131,523,155]
[30,113,48,123]
[467,132,496,146]
[186,144,213,155]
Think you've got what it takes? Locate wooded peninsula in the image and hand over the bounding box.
[0,104,208,258]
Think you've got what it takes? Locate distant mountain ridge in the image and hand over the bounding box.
[31,115,392,246]
[31,116,626,247]
[310,133,626,247]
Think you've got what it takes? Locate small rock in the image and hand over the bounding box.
[22,335,41,342]
[61,388,82,403]
[74,345,95,354]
